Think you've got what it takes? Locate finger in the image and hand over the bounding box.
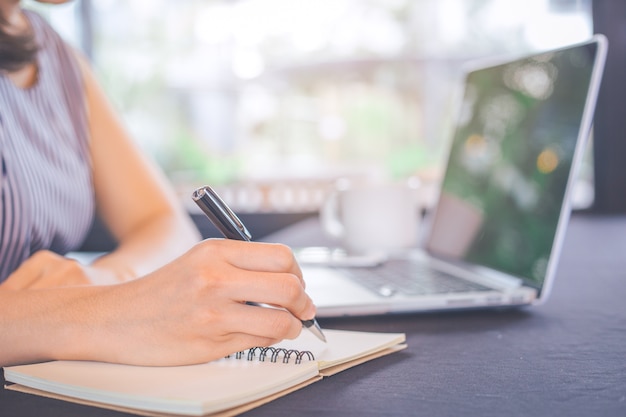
[26,268,86,289]
[1,269,36,290]
[216,302,305,342]
[4,250,92,290]
[20,257,87,290]
[1,252,51,290]
[201,240,304,285]
[214,268,315,321]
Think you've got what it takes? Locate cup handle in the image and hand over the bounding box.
[319,191,345,239]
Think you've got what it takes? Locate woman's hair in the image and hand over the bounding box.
[0,12,38,72]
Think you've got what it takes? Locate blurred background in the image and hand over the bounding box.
[25,0,599,222]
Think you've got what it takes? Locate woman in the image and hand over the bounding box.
[0,0,315,366]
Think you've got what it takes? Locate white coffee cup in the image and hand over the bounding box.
[320,179,422,255]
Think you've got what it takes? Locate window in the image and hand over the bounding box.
[25,0,593,212]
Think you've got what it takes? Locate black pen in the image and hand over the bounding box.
[192,185,327,343]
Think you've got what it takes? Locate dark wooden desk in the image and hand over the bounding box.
[2,213,626,417]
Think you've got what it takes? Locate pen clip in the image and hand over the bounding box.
[192,186,252,241]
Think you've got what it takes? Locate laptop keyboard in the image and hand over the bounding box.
[337,259,492,297]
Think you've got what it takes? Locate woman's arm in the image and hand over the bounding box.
[2,52,202,290]
[1,49,201,290]
[0,240,316,367]
[78,52,201,281]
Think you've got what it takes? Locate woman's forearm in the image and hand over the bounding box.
[0,286,110,366]
[90,209,200,281]
[0,239,316,368]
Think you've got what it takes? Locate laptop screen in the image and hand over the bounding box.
[425,38,603,291]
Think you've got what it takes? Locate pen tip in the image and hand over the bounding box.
[303,318,327,343]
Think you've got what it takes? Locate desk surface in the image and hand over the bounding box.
[2,213,626,417]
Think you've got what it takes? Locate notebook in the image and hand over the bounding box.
[301,35,608,317]
[3,329,406,417]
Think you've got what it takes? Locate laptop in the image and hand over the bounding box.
[302,35,608,318]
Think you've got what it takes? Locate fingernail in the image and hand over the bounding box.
[304,303,317,320]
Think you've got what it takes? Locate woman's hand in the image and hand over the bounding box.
[0,239,316,367]
[69,239,316,366]
[0,250,127,289]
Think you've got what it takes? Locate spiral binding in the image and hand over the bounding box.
[226,346,315,364]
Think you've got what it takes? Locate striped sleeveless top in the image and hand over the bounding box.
[0,10,95,283]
